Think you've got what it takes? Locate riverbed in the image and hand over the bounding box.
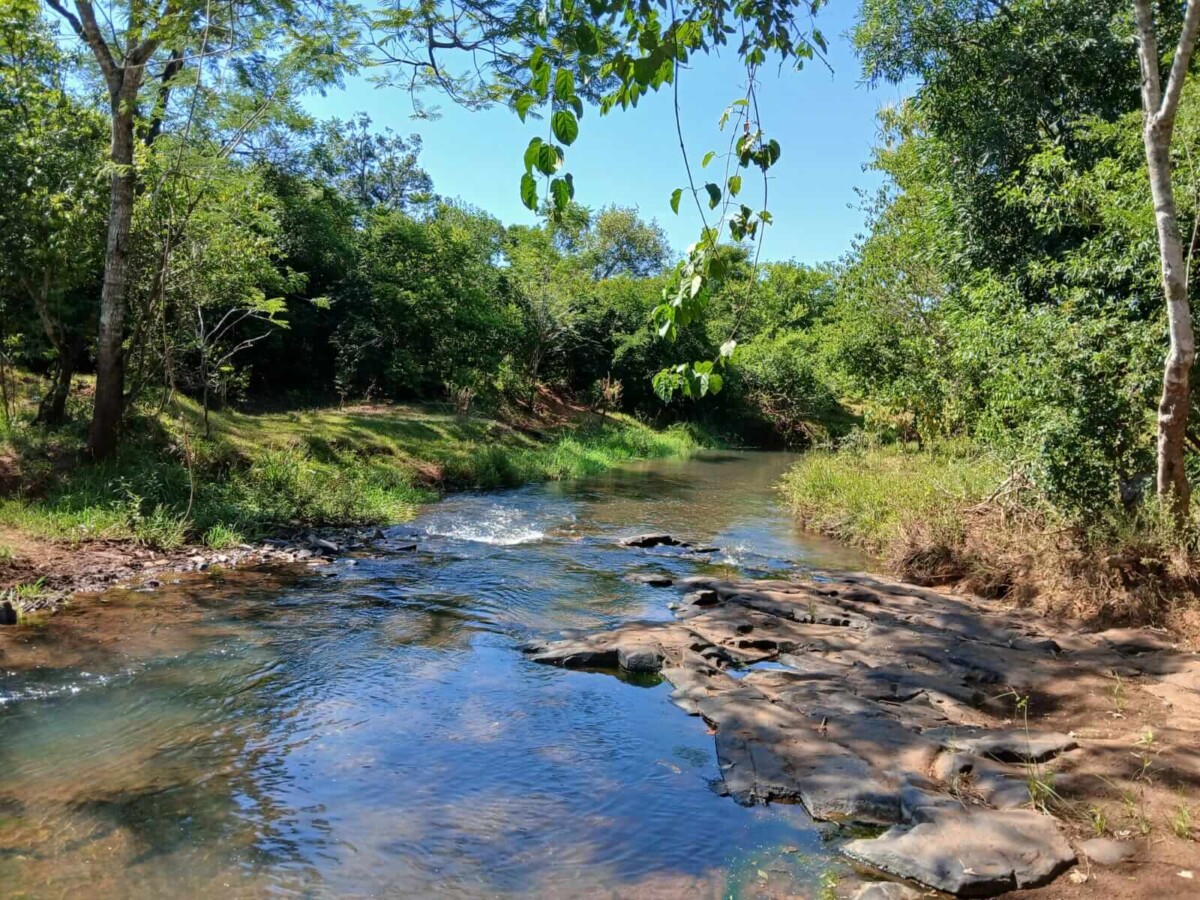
[0,452,872,898]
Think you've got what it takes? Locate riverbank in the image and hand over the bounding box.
[527,568,1200,898]
[780,445,1200,643]
[0,397,704,617]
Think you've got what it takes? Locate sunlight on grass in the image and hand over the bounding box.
[0,399,703,548]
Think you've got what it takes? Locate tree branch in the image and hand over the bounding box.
[1133,0,1163,118]
[59,0,121,92]
[1161,0,1200,124]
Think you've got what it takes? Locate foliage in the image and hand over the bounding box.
[0,397,701,546]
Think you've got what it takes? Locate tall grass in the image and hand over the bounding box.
[781,442,1200,636]
[780,443,1003,554]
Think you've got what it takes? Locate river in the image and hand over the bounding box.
[0,451,872,898]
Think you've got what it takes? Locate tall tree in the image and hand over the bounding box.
[43,0,184,457]
[1132,0,1200,516]
[44,0,356,457]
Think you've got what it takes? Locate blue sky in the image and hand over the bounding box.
[304,2,910,264]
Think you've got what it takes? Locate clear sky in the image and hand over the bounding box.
[303,2,910,265]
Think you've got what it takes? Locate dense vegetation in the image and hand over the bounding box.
[6,0,1200,629]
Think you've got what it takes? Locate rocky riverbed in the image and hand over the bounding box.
[0,526,418,622]
[525,554,1200,898]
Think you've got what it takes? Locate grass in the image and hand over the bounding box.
[780,441,1200,635]
[780,442,1002,556]
[0,395,703,549]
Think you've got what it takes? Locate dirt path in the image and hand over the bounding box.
[526,565,1200,898]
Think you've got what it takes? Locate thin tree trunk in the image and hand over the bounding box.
[1133,0,1200,519]
[88,88,141,459]
[45,0,158,459]
[28,269,74,427]
[37,356,76,427]
[1146,133,1196,514]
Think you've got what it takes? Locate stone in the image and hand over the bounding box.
[1095,627,1174,655]
[1080,838,1137,866]
[623,573,674,587]
[843,807,1075,897]
[619,533,687,548]
[682,589,720,607]
[617,644,663,673]
[926,727,1077,763]
[851,884,924,900]
[0,600,17,625]
[311,537,340,554]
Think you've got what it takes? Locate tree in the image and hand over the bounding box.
[44,0,355,458]
[43,0,187,457]
[311,112,434,213]
[0,1,106,425]
[1132,0,1200,516]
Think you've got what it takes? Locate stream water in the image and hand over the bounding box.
[0,451,872,898]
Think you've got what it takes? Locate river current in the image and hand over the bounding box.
[0,451,870,898]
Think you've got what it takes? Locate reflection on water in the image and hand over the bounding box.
[0,452,870,898]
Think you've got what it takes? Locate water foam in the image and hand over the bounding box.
[423,504,546,546]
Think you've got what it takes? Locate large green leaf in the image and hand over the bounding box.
[551,109,579,145]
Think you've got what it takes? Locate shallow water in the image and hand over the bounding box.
[0,451,871,898]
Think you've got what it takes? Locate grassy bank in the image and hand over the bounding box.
[781,444,1200,636]
[0,398,703,551]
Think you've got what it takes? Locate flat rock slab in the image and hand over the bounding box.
[925,726,1078,763]
[522,568,1200,896]
[844,807,1075,897]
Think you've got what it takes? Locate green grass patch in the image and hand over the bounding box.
[0,398,703,548]
[780,442,1004,555]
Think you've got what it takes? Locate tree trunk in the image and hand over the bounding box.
[1144,126,1196,517]
[29,269,73,427]
[88,84,141,459]
[36,356,76,427]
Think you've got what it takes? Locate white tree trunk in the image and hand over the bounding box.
[1134,0,1200,518]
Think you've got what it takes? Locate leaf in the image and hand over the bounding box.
[727,174,742,196]
[536,143,563,175]
[554,68,575,102]
[719,339,737,358]
[523,137,544,173]
[531,60,551,99]
[701,150,716,168]
[707,372,723,394]
[704,183,721,208]
[520,172,539,210]
[550,175,571,210]
[670,187,682,214]
[552,109,579,145]
[515,93,536,122]
[575,22,600,54]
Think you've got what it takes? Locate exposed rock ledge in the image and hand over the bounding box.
[524,571,1200,897]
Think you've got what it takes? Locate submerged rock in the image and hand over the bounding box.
[623,573,674,587]
[619,533,687,548]
[0,600,17,625]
